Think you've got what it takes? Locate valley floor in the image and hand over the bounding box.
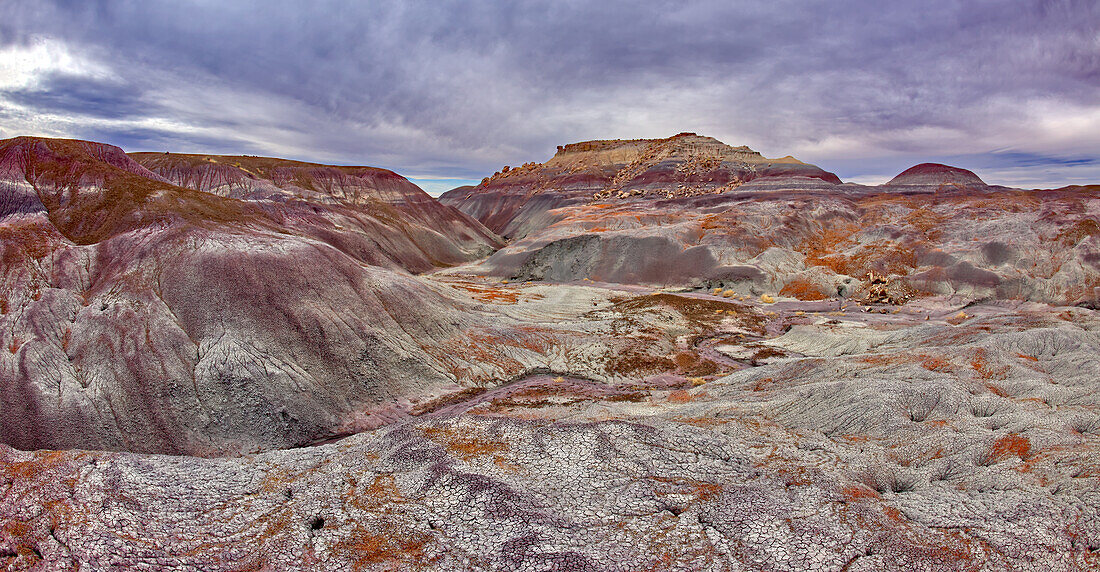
[4,271,1099,571]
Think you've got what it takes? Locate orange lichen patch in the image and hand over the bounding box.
[1059,273,1100,303]
[0,218,63,267]
[7,337,20,354]
[978,434,1032,466]
[842,484,881,501]
[903,208,948,240]
[493,455,523,473]
[421,426,506,461]
[809,240,919,278]
[0,519,43,568]
[450,282,521,304]
[609,293,762,330]
[0,450,73,480]
[888,445,946,467]
[691,482,724,502]
[804,252,850,275]
[970,348,1009,381]
[920,355,954,373]
[855,352,956,374]
[780,279,828,301]
[1056,218,1100,246]
[700,215,724,230]
[993,434,1031,458]
[364,474,403,500]
[0,451,90,549]
[667,390,693,403]
[883,506,907,523]
[856,353,904,366]
[650,475,725,502]
[1015,353,1039,362]
[345,473,406,514]
[774,465,817,487]
[749,377,776,392]
[606,350,676,376]
[800,222,861,260]
[424,327,547,384]
[672,351,721,377]
[334,523,434,571]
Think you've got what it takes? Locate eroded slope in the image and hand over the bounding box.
[443,136,1100,305]
[3,295,1098,570]
[440,132,840,239]
[0,137,510,454]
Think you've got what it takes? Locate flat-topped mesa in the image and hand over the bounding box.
[551,133,775,165]
[129,152,436,208]
[439,133,839,238]
[887,163,987,188]
[467,132,839,201]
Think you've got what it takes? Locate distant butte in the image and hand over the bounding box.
[887,162,987,187]
[441,133,840,238]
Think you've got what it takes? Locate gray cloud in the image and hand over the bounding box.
[0,0,1097,190]
[2,73,152,119]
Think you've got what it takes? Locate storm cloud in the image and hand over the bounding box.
[1,0,1098,192]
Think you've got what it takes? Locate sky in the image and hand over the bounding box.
[0,1,1098,195]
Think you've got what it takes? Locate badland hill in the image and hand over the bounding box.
[2,134,1099,570]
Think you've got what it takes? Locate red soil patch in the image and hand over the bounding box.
[1056,218,1100,247]
[780,278,828,301]
[842,484,881,501]
[667,390,693,403]
[422,426,507,460]
[978,434,1032,466]
[451,282,522,303]
[970,348,1009,381]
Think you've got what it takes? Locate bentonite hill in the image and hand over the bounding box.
[2,134,1100,570]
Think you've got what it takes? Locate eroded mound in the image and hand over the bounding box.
[440,132,840,239]
[0,137,504,455]
[887,163,987,188]
[443,137,1100,305]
